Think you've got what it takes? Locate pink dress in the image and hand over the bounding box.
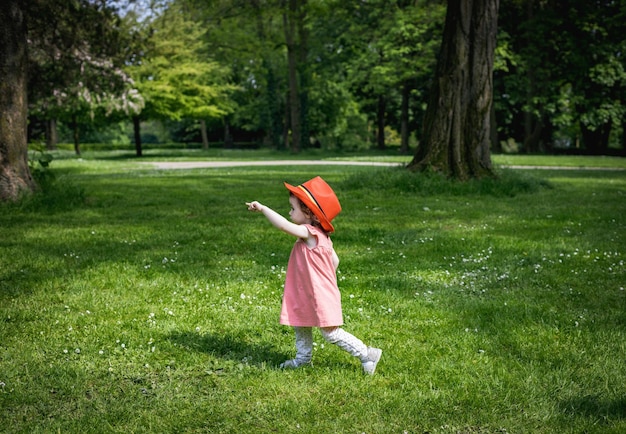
[280,225,343,327]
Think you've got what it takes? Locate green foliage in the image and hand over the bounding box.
[127,2,236,123]
[19,0,626,156]
[26,0,141,123]
[57,120,132,146]
[496,0,626,152]
[1,152,625,432]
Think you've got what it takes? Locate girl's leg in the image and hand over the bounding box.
[320,327,382,375]
[280,326,313,369]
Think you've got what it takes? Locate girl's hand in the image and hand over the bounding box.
[246,201,264,212]
[245,201,310,240]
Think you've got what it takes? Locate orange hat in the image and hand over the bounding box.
[284,176,341,233]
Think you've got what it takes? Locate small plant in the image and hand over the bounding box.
[28,142,55,188]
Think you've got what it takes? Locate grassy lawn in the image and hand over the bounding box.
[1,151,625,433]
[44,145,626,169]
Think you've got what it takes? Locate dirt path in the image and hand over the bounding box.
[143,160,402,169]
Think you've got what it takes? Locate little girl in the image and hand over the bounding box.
[246,176,382,374]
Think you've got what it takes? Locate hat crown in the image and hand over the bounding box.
[284,176,341,232]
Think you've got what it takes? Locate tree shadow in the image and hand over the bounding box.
[560,394,626,421]
[167,330,287,369]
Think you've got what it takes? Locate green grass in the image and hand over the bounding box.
[42,145,626,169]
[1,151,625,433]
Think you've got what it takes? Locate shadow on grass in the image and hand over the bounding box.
[560,395,626,421]
[167,330,287,369]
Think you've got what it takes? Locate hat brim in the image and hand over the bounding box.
[284,182,335,233]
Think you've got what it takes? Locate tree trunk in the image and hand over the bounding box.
[45,119,58,150]
[407,0,498,180]
[284,0,301,152]
[224,117,233,148]
[71,114,81,156]
[133,115,142,157]
[523,116,544,153]
[200,119,209,150]
[0,0,36,201]
[377,95,386,150]
[400,80,410,154]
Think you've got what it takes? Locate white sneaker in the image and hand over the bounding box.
[361,347,382,375]
[280,359,312,369]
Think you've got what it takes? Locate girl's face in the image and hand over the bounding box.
[289,195,311,225]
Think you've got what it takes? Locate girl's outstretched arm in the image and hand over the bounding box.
[246,201,310,239]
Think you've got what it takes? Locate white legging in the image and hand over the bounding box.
[293,326,368,363]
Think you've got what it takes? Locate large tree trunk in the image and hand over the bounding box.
[0,0,36,201]
[133,115,142,157]
[408,0,498,180]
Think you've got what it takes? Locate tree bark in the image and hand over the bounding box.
[408,0,498,180]
[0,0,36,201]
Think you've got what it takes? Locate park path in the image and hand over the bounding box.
[144,160,402,169]
[142,160,624,171]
